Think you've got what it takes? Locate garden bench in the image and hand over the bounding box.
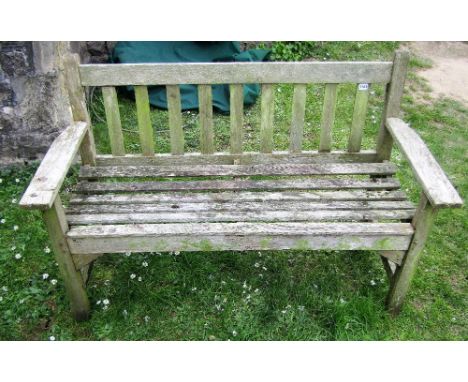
[19,51,463,321]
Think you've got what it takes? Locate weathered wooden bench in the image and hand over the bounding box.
[19,50,463,321]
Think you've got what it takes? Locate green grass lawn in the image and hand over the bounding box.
[0,42,466,340]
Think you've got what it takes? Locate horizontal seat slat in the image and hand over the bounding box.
[75,177,401,193]
[69,190,408,205]
[66,222,414,254]
[79,163,397,179]
[79,62,394,86]
[66,209,414,225]
[66,200,414,214]
[94,151,380,166]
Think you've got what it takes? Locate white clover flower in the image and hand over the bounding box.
[102,305,108,311]
[130,273,136,279]
[44,247,51,254]
[281,310,287,314]
[49,336,55,341]
[122,309,128,316]
[232,330,237,336]
[174,251,180,256]
[144,315,150,323]
[50,279,57,285]
[254,288,259,293]
[142,261,148,267]
[96,300,102,305]
[370,280,376,286]
[191,287,197,292]
[102,299,110,305]
[42,273,49,280]
[0,219,5,224]
[13,225,19,231]
[11,198,17,204]
[262,266,267,271]
[15,178,20,183]
[125,251,131,257]
[10,246,16,251]
[15,253,22,260]
[137,276,142,282]
[254,262,260,268]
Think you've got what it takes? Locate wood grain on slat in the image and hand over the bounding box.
[70,190,408,205]
[289,84,307,153]
[166,85,184,155]
[94,150,379,166]
[348,84,369,152]
[260,84,275,153]
[67,222,413,254]
[66,209,414,225]
[67,200,414,214]
[102,86,125,156]
[75,177,401,193]
[386,118,463,207]
[79,62,394,86]
[79,162,397,179]
[19,122,89,210]
[230,84,243,154]
[319,84,338,152]
[198,85,215,154]
[134,85,155,156]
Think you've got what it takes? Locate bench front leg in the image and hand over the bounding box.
[386,194,438,314]
[42,196,90,321]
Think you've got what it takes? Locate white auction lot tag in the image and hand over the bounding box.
[358,83,369,91]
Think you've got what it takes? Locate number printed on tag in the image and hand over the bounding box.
[358,83,369,91]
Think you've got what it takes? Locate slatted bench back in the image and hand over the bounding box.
[77,59,404,160]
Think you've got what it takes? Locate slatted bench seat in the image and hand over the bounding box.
[19,50,462,321]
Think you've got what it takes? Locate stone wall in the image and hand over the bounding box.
[0,41,113,164]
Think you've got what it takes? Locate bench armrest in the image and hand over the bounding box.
[386,117,463,208]
[19,121,89,210]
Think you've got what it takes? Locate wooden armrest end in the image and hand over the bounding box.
[19,121,88,210]
[386,118,463,208]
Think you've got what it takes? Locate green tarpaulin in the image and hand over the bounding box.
[111,42,271,113]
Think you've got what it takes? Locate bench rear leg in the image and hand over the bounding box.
[386,194,438,315]
[42,197,90,321]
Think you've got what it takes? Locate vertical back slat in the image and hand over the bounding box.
[102,86,125,156]
[289,84,307,153]
[319,83,338,152]
[134,86,155,156]
[229,84,244,154]
[166,85,184,155]
[348,83,370,152]
[198,85,215,154]
[260,84,275,153]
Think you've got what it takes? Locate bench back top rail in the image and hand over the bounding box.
[76,59,400,159]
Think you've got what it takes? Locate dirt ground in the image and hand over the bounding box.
[407,41,468,105]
